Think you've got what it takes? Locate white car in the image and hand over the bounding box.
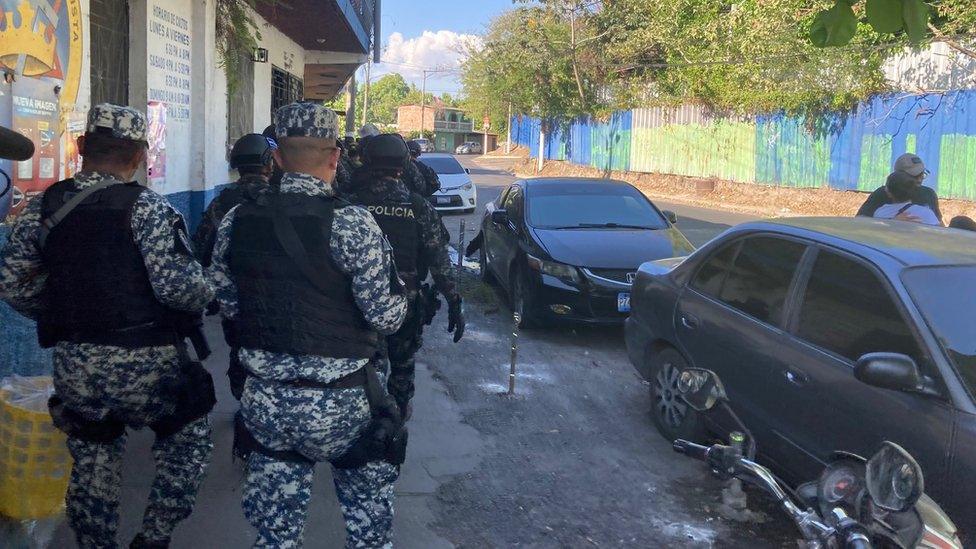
[455,141,483,155]
[414,138,434,152]
[419,153,477,213]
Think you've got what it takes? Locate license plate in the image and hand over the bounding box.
[617,292,631,313]
[435,196,451,205]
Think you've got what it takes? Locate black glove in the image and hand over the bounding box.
[447,297,465,343]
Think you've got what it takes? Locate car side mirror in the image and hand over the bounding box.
[491,209,509,225]
[465,168,471,174]
[854,353,922,393]
[663,210,678,224]
[676,368,728,412]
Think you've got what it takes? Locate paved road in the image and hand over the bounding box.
[34,157,791,548]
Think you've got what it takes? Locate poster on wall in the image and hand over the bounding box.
[147,102,167,188]
[147,0,192,196]
[0,0,84,217]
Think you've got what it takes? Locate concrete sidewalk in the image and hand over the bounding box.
[40,317,482,548]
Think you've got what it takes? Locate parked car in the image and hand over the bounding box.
[419,153,477,213]
[455,141,483,154]
[624,216,976,541]
[414,138,434,152]
[475,177,694,327]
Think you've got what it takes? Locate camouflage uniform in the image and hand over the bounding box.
[192,173,268,268]
[344,170,460,415]
[401,159,440,197]
[210,102,407,548]
[0,105,215,548]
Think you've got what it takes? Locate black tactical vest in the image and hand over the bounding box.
[229,193,379,358]
[362,196,424,292]
[38,178,179,348]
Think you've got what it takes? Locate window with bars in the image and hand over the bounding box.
[271,67,303,119]
[90,0,129,105]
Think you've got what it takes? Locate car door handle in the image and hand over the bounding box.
[783,369,809,387]
[680,314,699,330]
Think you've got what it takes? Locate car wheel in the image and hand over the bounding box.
[510,266,539,329]
[479,244,496,285]
[649,347,707,443]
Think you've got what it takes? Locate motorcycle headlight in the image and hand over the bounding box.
[527,254,581,283]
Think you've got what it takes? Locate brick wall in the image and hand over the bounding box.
[397,105,437,133]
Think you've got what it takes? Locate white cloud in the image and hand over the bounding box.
[372,30,483,92]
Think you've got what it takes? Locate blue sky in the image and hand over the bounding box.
[364,0,516,95]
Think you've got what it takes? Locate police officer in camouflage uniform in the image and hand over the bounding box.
[0,104,216,549]
[192,133,276,268]
[193,132,276,400]
[209,102,408,548]
[404,140,441,197]
[345,134,465,421]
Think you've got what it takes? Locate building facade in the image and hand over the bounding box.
[0,0,376,228]
[396,103,496,152]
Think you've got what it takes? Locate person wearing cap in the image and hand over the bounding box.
[0,103,216,548]
[857,153,942,222]
[209,102,408,547]
[345,133,465,422]
[872,171,942,226]
[402,139,441,197]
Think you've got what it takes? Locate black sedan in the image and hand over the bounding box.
[625,217,975,541]
[472,177,694,327]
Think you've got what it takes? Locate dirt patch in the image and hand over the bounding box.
[514,158,976,221]
[486,144,530,158]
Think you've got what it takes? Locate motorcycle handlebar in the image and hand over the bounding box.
[672,439,710,462]
[674,439,849,547]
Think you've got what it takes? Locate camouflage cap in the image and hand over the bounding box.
[86,103,148,143]
[273,101,339,140]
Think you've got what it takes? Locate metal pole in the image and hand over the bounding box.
[456,219,466,286]
[506,102,512,154]
[508,313,520,395]
[345,73,357,136]
[537,125,545,173]
[420,70,428,139]
[361,61,371,128]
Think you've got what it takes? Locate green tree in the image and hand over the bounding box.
[598,0,889,115]
[461,4,612,141]
[327,73,412,127]
[362,73,411,125]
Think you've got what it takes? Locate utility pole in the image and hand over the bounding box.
[420,70,429,139]
[419,67,456,144]
[345,73,357,136]
[506,102,512,154]
[361,60,371,128]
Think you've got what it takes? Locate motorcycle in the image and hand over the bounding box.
[671,367,963,549]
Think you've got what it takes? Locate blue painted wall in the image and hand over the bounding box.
[514,90,976,199]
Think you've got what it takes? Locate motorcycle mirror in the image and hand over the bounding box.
[676,368,727,412]
[866,441,924,513]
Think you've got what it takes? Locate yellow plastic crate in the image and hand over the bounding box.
[0,376,71,520]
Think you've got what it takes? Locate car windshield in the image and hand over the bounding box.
[526,183,668,230]
[419,156,465,174]
[903,265,976,397]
